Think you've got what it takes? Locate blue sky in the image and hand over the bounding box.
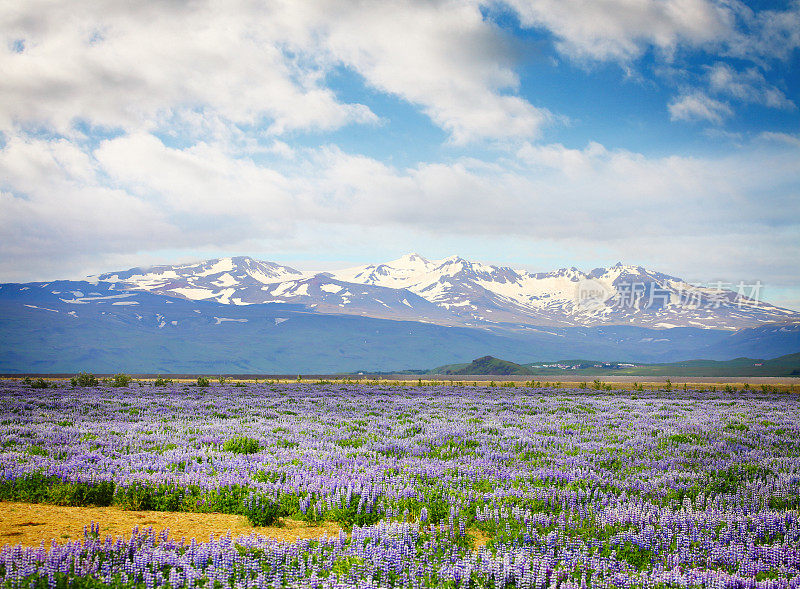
[1,0,799,309]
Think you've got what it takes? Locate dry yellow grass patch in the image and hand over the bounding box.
[0,502,341,548]
[467,527,493,548]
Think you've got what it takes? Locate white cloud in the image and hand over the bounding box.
[500,0,799,125]
[728,2,800,61]
[758,132,800,147]
[668,92,733,123]
[1,130,798,286]
[502,0,734,62]
[94,133,301,221]
[0,1,380,137]
[0,0,551,144]
[0,135,171,265]
[0,0,797,291]
[317,1,550,143]
[502,0,800,65]
[707,62,795,109]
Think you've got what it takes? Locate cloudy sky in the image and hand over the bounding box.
[1,0,799,308]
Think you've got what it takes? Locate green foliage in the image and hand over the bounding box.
[768,495,800,510]
[196,376,210,387]
[114,481,260,516]
[46,481,115,507]
[223,436,261,454]
[661,433,706,447]
[0,472,113,506]
[111,373,133,387]
[330,493,383,529]
[704,463,774,496]
[153,377,173,386]
[724,422,749,432]
[29,377,50,389]
[335,437,367,449]
[113,481,155,511]
[242,494,281,526]
[71,372,98,387]
[425,438,480,460]
[615,541,656,570]
[331,555,365,578]
[4,571,131,589]
[756,570,782,582]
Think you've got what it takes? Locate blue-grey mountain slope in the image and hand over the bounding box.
[1,278,798,373]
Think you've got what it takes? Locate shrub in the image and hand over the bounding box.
[47,481,115,507]
[111,373,133,387]
[71,372,98,387]
[30,377,49,389]
[154,377,172,386]
[242,493,281,526]
[196,376,210,387]
[114,481,154,511]
[223,436,261,454]
[0,473,113,507]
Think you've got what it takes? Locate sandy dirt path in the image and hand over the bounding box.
[0,501,342,548]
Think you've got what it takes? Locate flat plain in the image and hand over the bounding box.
[1,380,799,588]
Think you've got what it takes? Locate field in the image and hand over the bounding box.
[1,380,799,588]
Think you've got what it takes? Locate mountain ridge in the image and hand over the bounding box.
[2,277,798,372]
[89,254,798,331]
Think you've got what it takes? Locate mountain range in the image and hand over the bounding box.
[1,254,798,373]
[97,254,796,331]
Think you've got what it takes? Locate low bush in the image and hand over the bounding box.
[196,376,211,387]
[71,372,98,387]
[111,373,133,387]
[223,436,261,454]
[243,493,281,526]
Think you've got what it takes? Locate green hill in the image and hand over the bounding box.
[432,356,535,376]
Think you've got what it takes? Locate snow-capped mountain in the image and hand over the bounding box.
[95,254,799,330]
[331,254,796,330]
[98,256,306,304]
[96,256,454,324]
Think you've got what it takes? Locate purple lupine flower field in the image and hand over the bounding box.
[1,380,799,588]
